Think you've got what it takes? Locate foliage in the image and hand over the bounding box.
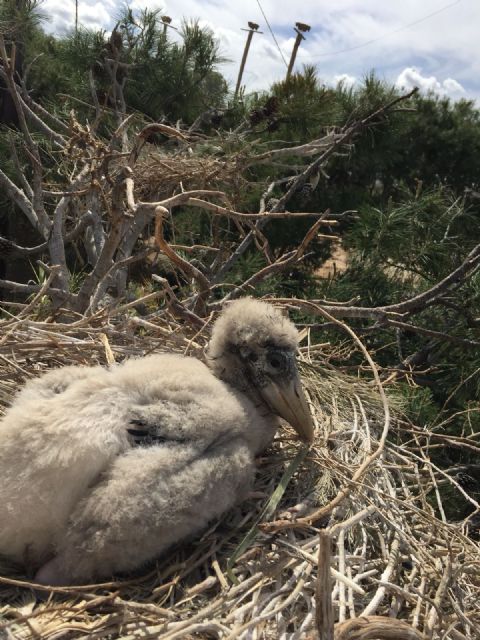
[269,65,337,138]
[0,0,45,39]
[22,8,228,122]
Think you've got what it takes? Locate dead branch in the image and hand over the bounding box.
[0,212,94,257]
[0,278,75,305]
[154,207,211,315]
[0,167,39,230]
[268,243,480,324]
[180,197,333,220]
[151,275,205,329]
[221,211,332,303]
[252,131,343,163]
[316,530,334,640]
[129,123,190,165]
[18,90,66,148]
[75,168,134,311]
[334,616,425,639]
[378,319,480,348]
[138,189,228,209]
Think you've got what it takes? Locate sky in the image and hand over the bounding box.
[39,0,480,102]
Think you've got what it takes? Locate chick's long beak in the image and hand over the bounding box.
[259,374,314,443]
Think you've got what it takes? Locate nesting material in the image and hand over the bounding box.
[134,152,244,204]
[0,303,478,640]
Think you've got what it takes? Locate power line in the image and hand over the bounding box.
[311,0,462,59]
[256,0,289,68]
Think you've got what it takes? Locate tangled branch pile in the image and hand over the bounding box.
[0,27,419,317]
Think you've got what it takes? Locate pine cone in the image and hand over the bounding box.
[249,108,265,126]
[265,197,280,211]
[263,96,279,117]
[299,183,313,200]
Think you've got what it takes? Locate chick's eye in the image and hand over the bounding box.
[268,353,282,369]
[248,352,258,363]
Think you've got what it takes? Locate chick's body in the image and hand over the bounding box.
[0,298,313,585]
[0,354,276,583]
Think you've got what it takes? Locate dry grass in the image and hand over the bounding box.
[0,301,479,640]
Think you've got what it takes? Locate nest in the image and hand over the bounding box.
[0,303,479,640]
[133,145,246,205]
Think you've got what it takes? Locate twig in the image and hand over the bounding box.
[154,207,212,315]
[334,616,425,639]
[316,530,334,640]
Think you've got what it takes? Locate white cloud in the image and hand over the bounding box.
[81,3,115,31]
[42,0,116,33]
[396,67,442,93]
[443,77,466,95]
[395,67,466,99]
[334,73,357,88]
[129,0,165,11]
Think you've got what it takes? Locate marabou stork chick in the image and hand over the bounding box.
[0,298,313,586]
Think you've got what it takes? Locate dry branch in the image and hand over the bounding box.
[334,616,425,640]
[316,531,334,640]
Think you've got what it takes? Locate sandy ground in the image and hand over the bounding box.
[314,242,348,279]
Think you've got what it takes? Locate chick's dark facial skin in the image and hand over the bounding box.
[240,345,314,443]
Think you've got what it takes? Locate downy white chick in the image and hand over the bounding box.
[0,298,313,585]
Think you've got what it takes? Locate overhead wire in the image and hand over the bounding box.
[256,0,289,68]
[310,0,462,59]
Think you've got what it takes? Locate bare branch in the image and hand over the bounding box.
[334,616,424,639]
[0,278,74,304]
[382,244,480,316]
[316,531,334,640]
[252,131,343,163]
[0,167,40,231]
[75,168,134,311]
[221,211,332,303]
[179,197,333,220]
[151,275,205,329]
[267,243,480,327]
[138,190,228,209]
[270,88,419,216]
[0,211,94,257]
[154,207,211,314]
[18,92,66,148]
[20,91,70,135]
